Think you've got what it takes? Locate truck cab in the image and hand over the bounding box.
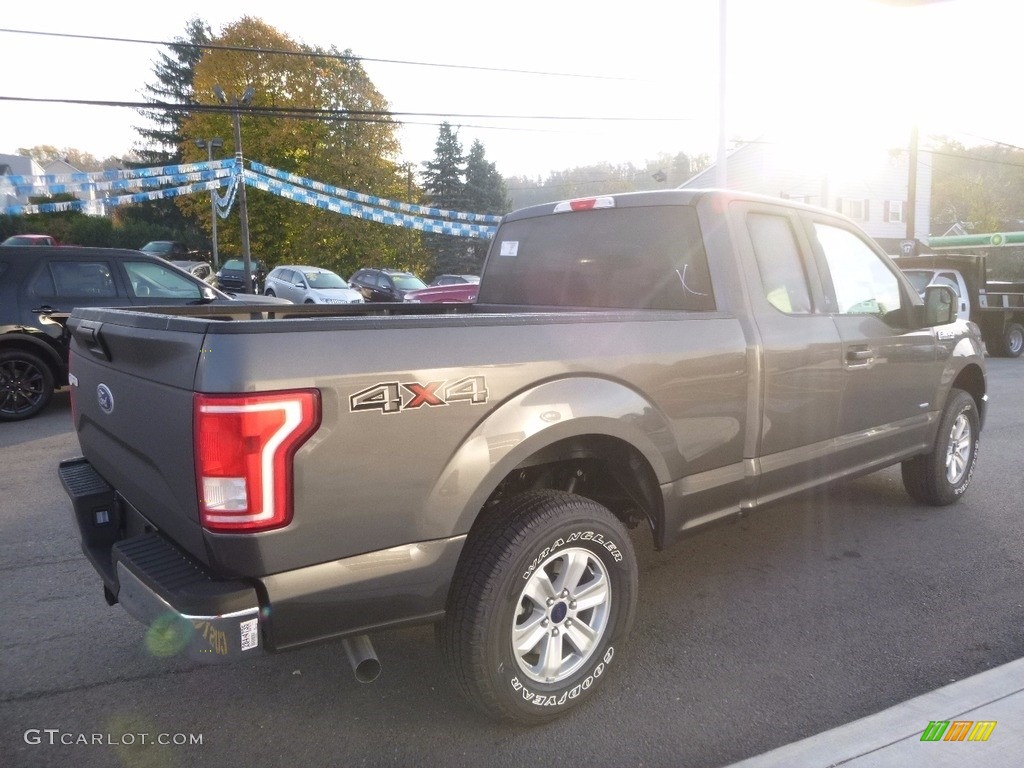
[901,267,971,322]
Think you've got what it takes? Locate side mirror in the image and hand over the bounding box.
[924,284,956,326]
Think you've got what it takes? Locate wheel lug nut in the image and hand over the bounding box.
[569,601,577,609]
[546,598,554,606]
[542,619,549,627]
[552,628,559,636]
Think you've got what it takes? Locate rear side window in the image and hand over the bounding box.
[480,205,715,310]
[747,213,813,314]
[32,261,117,298]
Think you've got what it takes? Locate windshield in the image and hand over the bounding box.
[221,259,244,270]
[306,271,348,289]
[392,274,427,290]
[142,242,171,253]
[902,270,933,293]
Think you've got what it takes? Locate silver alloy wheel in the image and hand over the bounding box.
[512,546,611,684]
[945,411,973,485]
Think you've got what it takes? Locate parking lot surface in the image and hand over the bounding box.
[1,360,1022,767]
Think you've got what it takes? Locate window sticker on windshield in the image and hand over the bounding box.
[499,241,519,257]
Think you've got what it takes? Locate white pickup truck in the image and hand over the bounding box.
[893,253,1024,357]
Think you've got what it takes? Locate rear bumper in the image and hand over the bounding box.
[59,457,263,663]
[115,559,261,662]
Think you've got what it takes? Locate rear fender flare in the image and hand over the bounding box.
[424,376,678,538]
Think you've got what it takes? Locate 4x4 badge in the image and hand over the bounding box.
[97,384,114,414]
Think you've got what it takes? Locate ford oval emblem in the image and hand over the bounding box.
[97,384,114,414]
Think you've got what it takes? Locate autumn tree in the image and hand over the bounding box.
[178,16,421,277]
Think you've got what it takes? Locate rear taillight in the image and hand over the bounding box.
[194,390,320,533]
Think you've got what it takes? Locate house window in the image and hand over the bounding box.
[839,198,870,221]
[885,200,905,224]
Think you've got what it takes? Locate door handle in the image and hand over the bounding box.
[846,346,874,363]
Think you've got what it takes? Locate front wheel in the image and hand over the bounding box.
[0,349,55,421]
[902,388,980,506]
[264,289,276,297]
[440,490,638,724]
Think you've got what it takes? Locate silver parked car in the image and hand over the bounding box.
[264,265,364,304]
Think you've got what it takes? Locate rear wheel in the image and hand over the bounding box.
[440,490,637,724]
[1001,322,1024,358]
[902,388,979,506]
[0,349,55,421]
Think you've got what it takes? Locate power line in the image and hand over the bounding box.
[0,27,637,82]
[0,95,691,126]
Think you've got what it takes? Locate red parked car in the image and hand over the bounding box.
[402,282,478,303]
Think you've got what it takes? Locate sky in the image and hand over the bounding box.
[1,0,1022,181]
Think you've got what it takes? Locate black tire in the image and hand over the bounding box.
[265,289,275,297]
[440,490,638,724]
[901,388,979,506]
[1001,322,1024,358]
[0,349,55,422]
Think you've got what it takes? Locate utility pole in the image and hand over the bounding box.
[716,0,728,189]
[195,137,223,268]
[906,124,919,254]
[214,85,256,293]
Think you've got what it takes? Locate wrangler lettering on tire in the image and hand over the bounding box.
[901,388,980,506]
[440,490,638,724]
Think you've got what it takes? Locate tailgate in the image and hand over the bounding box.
[68,310,208,559]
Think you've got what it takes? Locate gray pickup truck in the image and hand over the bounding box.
[60,189,986,724]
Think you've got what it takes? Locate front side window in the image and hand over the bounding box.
[814,223,903,324]
[124,261,203,300]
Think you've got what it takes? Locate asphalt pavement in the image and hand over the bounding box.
[728,656,1024,767]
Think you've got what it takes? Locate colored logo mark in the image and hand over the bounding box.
[921,720,997,742]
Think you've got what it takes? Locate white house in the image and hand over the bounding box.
[0,153,106,216]
[679,138,931,256]
[0,153,46,212]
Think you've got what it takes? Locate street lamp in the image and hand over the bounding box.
[214,85,256,294]
[195,137,224,268]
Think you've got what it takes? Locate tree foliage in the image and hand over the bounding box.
[504,151,710,210]
[135,17,212,167]
[930,139,1024,235]
[421,124,511,277]
[177,16,422,278]
[14,146,119,172]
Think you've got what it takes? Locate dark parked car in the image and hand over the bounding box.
[348,267,427,302]
[0,246,281,421]
[430,274,480,286]
[2,234,58,246]
[216,258,266,293]
[140,241,193,259]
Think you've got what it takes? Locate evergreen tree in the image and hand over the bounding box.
[134,17,212,167]
[463,139,509,270]
[422,123,470,276]
[124,17,212,245]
